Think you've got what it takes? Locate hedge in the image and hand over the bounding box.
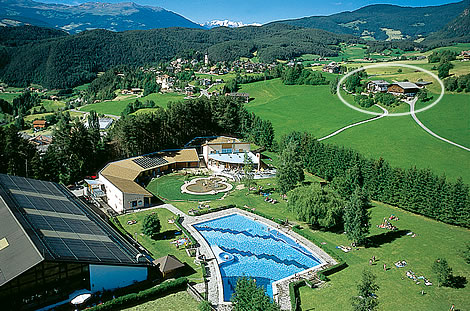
[238,205,285,225]
[85,277,188,311]
[190,204,235,216]
[175,214,197,245]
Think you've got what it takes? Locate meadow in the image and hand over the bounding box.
[241,63,469,182]
[80,92,185,115]
[241,79,374,139]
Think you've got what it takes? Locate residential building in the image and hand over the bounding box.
[367,80,390,93]
[226,92,250,103]
[32,120,46,131]
[387,82,420,96]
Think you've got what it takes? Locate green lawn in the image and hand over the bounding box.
[121,290,199,311]
[146,174,226,201]
[0,92,20,103]
[117,208,203,283]
[242,79,373,139]
[297,201,470,311]
[80,92,185,115]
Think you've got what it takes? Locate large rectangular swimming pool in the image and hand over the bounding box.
[193,213,322,301]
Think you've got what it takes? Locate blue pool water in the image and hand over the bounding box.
[193,214,322,301]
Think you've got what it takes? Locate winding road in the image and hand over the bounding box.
[406,98,470,152]
[318,104,389,141]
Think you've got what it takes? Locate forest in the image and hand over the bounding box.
[0,24,357,89]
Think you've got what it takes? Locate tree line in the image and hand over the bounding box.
[279,131,470,228]
[281,64,329,86]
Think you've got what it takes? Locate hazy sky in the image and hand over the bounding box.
[40,0,463,24]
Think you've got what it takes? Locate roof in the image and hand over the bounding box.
[203,136,242,145]
[0,187,44,287]
[209,151,259,165]
[84,118,114,130]
[153,255,184,273]
[391,82,419,89]
[369,80,390,86]
[0,174,148,280]
[32,120,46,125]
[100,149,199,196]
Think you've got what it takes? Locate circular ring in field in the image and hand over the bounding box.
[336,63,444,117]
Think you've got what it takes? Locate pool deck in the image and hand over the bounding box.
[177,207,337,310]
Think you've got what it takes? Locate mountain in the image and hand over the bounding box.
[0,24,358,89]
[202,20,262,29]
[424,6,470,46]
[0,0,203,33]
[271,0,470,41]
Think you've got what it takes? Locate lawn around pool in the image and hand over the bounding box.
[121,290,199,311]
[117,208,203,283]
[146,173,227,201]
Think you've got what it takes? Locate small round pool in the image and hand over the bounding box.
[219,252,234,263]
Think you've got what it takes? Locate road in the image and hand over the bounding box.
[318,104,389,141]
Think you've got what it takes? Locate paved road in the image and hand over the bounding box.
[318,104,389,141]
[70,109,121,120]
[406,98,470,152]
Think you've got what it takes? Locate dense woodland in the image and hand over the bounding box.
[279,132,470,228]
[0,24,357,89]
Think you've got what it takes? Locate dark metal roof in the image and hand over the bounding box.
[0,189,44,287]
[0,174,148,285]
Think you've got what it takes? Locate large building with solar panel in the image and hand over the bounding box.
[0,174,150,310]
[98,148,200,213]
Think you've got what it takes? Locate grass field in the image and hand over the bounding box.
[121,290,199,311]
[0,92,20,103]
[242,79,374,139]
[146,174,226,201]
[297,201,470,311]
[80,92,185,115]
[241,66,469,182]
[117,208,203,283]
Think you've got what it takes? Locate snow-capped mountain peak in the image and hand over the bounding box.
[202,19,262,28]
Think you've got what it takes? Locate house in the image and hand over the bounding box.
[460,51,470,60]
[184,86,195,96]
[202,136,260,172]
[121,88,143,95]
[0,174,149,310]
[156,74,173,91]
[226,92,250,103]
[32,119,46,131]
[84,118,114,131]
[29,135,52,153]
[199,78,212,87]
[367,80,390,93]
[387,82,420,96]
[99,149,199,214]
[322,62,340,74]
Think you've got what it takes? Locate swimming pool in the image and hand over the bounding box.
[193,213,322,301]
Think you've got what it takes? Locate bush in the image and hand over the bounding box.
[198,300,212,311]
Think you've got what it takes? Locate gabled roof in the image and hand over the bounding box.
[32,120,46,125]
[203,136,243,145]
[392,82,419,89]
[369,80,390,86]
[100,149,199,195]
[153,255,185,274]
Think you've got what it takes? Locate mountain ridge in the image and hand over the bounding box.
[0,0,203,32]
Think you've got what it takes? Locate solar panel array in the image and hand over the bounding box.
[0,174,140,265]
[132,156,168,169]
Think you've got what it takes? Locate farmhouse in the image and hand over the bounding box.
[99,149,199,213]
[0,174,149,310]
[32,119,46,131]
[367,80,390,93]
[387,82,420,96]
[461,50,470,60]
[202,136,260,172]
[322,62,340,74]
[29,135,52,153]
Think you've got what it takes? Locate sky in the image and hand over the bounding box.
[40,0,463,24]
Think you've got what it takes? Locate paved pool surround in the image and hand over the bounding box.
[187,208,336,309]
